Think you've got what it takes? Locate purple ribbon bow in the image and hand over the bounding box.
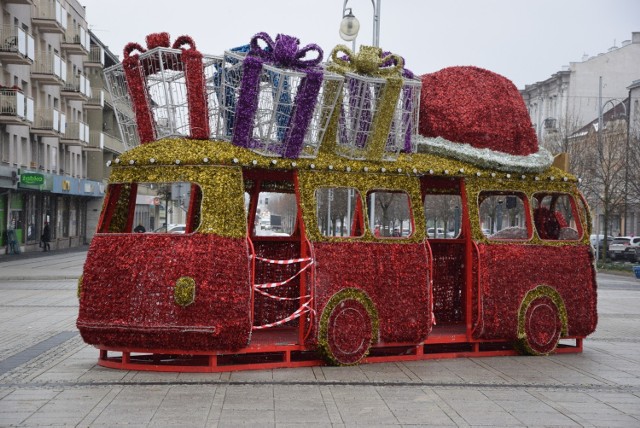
[233,32,325,158]
[249,32,323,70]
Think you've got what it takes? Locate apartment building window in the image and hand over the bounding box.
[50,145,57,171]
[30,138,37,169]
[70,198,77,236]
[21,137,27,167]
[1,131,9,164]
[12,135,18,166]
[38,141,44,170]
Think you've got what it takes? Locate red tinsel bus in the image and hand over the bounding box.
[76,32,597,371]
[76,139,597,372]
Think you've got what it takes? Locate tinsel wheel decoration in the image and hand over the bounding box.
[516,285,568,355]
[119,33,212,143]
[318,288,379,365]
[417,66,552,172]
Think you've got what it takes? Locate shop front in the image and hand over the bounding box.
[1,169,104,255]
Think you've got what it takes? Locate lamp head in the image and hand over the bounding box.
[339,9,360,42]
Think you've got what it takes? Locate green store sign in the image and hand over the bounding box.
[20,173,45,185]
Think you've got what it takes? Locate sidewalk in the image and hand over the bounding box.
[0,246,87,280]
[0,256,639,426]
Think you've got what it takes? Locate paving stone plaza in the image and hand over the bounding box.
[0,250,639,427]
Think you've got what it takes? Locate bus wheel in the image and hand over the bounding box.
[516,285,568,356]
[318,288,378,366]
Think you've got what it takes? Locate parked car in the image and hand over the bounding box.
[427,227,445,238]
[152,224,186,234]
[589,234,614,255]
[608,236,640,261]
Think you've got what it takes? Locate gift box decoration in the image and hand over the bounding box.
[221,32,343,158]
[110,33,221,144]
[324,45,420,161]
[381,53,421,155]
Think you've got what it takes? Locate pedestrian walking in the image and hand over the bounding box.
[41,222,51,252]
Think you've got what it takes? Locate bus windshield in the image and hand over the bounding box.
[99,182,202,234]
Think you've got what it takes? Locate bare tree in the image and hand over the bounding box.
[572,117,628,260]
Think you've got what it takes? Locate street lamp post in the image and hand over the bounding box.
[598,87,629,236]
[340,0,381,48]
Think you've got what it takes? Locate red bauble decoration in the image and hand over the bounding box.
[419,66,538,156]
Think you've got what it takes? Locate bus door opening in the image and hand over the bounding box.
[420,177,468,337]
[244,170,308,344]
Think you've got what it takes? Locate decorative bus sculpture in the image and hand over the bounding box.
[76,32,597,372]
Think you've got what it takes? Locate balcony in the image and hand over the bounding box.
[32,0,67,35]
[102,131,126,154]
[32,108,65,137]
[61,121,89,146]
[84,130,104,152]
[61,27,90,55]
[0,25,35,65]
[31,52,66,86]
[61,74,91,101]
[84,46,105,68]
[0,89,34,125]
[85,87,104,110]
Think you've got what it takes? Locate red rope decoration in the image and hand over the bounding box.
[122,42,156,143]
[173,35,210,139]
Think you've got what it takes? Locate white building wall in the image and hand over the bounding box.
[521,32,640,141]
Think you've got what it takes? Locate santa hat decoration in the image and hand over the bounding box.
[418,66,552,171]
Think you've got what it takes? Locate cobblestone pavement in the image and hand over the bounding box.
[0,251,639,427]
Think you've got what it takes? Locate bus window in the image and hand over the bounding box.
[99,182,202,234]
[316,187,363,238]
[424,194,462,239]
[533,193,582,241]
[253,192,297,236]
[367,191,413,238]
[479,192,530,240]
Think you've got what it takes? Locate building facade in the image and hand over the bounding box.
[521,32,640,240]
[0,0,123,255]
[521,32,640,150]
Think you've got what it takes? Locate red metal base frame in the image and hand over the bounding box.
[95,327,585,372]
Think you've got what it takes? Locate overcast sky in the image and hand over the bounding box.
[79,0,639,89]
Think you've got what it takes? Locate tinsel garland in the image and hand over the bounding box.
[122,42,155,143]
[318,288,379,365]
[415,135,553,173]
[109,163,247,239]
[111,138,583,247]
[232,32,324,158]
[77,275,83,300]
[419,66,539,157]
[172,35,209,139]
[516,285,568,355]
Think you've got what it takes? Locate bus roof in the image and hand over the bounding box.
[110,138,577,186]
